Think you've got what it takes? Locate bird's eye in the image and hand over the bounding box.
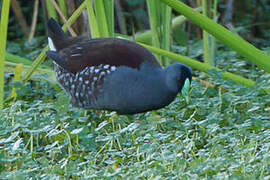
[177,78,182,85]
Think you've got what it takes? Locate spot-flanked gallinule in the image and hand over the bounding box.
[46,18,192,115]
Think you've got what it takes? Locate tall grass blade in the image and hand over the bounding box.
[147,0,172,66]
[202,0,210,65]
[46,0,58,20]
[10,63,22,99]
[0,0,10,110]
[94,0,109,37]
[160,2,171,66]
[86,0,100,38]
[146,0,161,63]
[6,53,42,67]
[210,0,218,66]
[103,0,114,37]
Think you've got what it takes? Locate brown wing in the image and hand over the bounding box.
[59,38,161,74]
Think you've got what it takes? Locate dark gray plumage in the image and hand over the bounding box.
[46,18,192,114]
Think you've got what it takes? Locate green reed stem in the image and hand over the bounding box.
[103,0,114,37]
[146,0,161,62]
[46,0,58,20]
[86,0,100,38]
[0,0,11,110]
[202,0,210,65]
[209,0,218,66]
[160,2,172,66]
[94,0,109,37]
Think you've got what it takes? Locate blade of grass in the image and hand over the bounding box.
[160,2,172,66]
[103,0,114,37]
[86,0,100,38]
[94,0,109,37]
[159,0,270,73]
[5,61,54,80]
[46,0,58,20]
[5,53,34,67]
[115,0,127,35]
[202,0,210,65]
[146,0,161,63]
[147,1,172,66]
[0,0,10,110]
[10,63,22,99]
[209,0,218,66]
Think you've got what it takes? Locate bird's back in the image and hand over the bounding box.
[57,38,162,74]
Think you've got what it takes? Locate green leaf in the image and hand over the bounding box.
[0,0,10,110]
[181,79,190,103]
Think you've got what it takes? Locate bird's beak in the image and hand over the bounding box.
[181,79,190,104]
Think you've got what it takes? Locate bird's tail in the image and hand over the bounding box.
[47,18,66,51]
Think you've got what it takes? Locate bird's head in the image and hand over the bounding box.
[164,63,192,103]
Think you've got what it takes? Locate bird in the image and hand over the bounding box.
[46,18,192,115]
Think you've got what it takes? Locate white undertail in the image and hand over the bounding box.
[48,37,56,51]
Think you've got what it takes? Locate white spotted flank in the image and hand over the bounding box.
[54,64,118,108]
